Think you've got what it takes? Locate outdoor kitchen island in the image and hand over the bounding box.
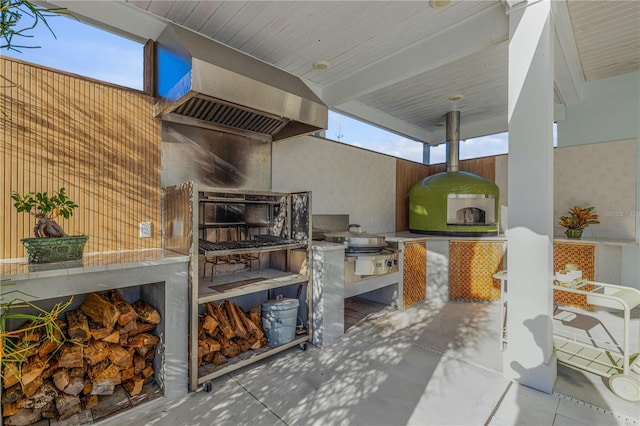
[0,250,190,425]
[387,233,507,304]
[386,232,637,305]
[312,231,500,348]
[311,238,407,348]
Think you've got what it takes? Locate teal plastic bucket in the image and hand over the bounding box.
[261,298,299,347]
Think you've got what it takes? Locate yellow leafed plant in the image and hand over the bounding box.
[558,205,600,230]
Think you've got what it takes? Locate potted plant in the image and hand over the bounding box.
[11,188,88,263]
[558,205,600,239]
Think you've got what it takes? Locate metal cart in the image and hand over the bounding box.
[552,280,640,402]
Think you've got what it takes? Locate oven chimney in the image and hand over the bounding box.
[408,109,500,236]
[445,110,460,172]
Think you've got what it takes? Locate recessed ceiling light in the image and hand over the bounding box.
[436,122,445,127]
[430,0,452,8]
[313,60,330,70]
[448,94,464,101]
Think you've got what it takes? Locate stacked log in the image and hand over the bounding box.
[197,301,266,368]
[1,290,161,425]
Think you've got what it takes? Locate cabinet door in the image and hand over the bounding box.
[449,241,505,302]
[403,241,427,307]
[553,242,596,310]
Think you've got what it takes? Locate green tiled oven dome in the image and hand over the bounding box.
[409,171,499,236]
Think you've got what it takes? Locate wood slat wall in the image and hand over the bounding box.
[395,156,496,231]
[0,58,161,259]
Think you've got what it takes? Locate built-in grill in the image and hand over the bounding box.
[314,218,400,284]
[199,236,303,256]
[409,111,500,236]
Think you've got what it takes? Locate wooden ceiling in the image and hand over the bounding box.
[46,0,640,144]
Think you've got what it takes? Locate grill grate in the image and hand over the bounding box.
[199,237,302,256]
[175,96,287,135]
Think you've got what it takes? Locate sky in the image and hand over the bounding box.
[2,13,144,90]
[2,12,526,165]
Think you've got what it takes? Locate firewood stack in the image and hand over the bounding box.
[1,290,161,425]
[198,301,266,368]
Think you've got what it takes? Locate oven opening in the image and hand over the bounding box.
[456,207,485,224]
[447,194,496,226]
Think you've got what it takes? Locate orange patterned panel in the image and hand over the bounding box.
[553,242,596,310]
[403,241,427,307]
[449,241,505,302]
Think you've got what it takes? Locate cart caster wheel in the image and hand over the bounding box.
[608,374,640,402]
[203,381,213,393]
[299,343,307,351]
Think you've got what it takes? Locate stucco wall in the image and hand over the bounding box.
[553,139,637,241]
[271,136,396,234]
[557,71,639,147]
[493,140,637,242]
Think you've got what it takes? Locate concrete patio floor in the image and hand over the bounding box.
[117,301,639,426]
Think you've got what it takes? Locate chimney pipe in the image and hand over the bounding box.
[445,111,460,172]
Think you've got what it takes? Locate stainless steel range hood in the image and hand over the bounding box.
[155,24,328,141]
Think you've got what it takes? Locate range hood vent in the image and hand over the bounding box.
[155,24,327,141]
[173,96,288,136]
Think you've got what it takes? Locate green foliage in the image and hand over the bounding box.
[0,281,72,380]
[559,205,600,230]
[1,1,74,382]
[12,187,78,219]
[0,0,68,52]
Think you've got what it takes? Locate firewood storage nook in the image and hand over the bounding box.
[0,251,190,425]
[162,182,312,392]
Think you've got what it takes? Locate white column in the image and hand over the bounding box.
[422,143,431,165]
[504,0,557,393]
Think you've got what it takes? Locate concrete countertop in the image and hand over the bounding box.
[1,248,190,280]
[552,237,637,246]
[383,232,636,246]
[383,231,507,242]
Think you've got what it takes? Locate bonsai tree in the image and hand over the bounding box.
[558,205,600,230]
[11,188,78,238]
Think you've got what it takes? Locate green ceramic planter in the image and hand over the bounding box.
[564,229,583,239]
[21,236,89,264]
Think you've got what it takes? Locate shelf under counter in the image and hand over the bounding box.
[196,335,310,386]
[197,268,310,303]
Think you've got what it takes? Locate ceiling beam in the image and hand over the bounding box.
[36,0,168,43]
[321,4,508,107]
[428,113,507,145]
[551,0,585,105]
[333,100,432,143]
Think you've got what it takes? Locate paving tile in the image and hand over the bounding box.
[554,364,640,421]
[491,382,560,426]
[556,397,631,426]
[553,414,590,426]
[233,335,440,425]
[117,376,285,426]
[378,302,503,372]
[113,301,637,426]
[487,415,514,426]
[405,355,509,426]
